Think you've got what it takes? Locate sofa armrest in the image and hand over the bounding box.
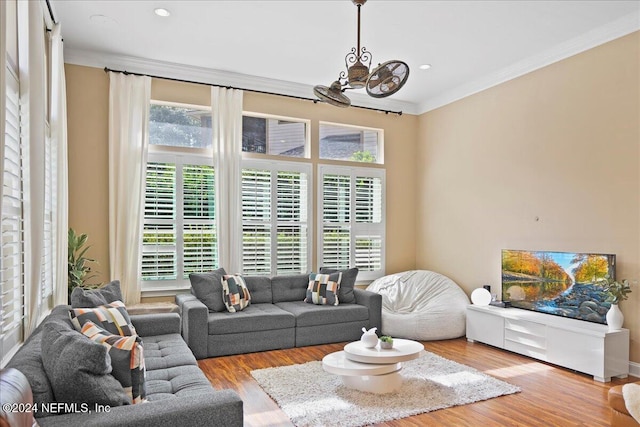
[175,293,209,359]
[354,288,382,332]
[130,313,181,337]
[36,390,243,427]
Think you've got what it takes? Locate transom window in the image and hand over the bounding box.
[319,122,383,164]
[242,114,309,158]
[150,103,212,149]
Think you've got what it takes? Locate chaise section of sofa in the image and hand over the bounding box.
[177,273,382,359]
[2,305,243,427]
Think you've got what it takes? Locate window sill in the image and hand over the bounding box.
[141,286,191,298]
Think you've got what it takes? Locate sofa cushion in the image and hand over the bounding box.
[304,272,342,306]
[145,365,214,401]
[70,300,136,336]
[271,274,310,303]
[41,317,131,408]
[222,275,251,312]
[80,321,146,404]
[275,301,369,327]
[320,267,359,304]
[208,304,295,334]
[71,280,123,308]
[189,268,227,312]
[243,276,272,304]
[142,334,198,371]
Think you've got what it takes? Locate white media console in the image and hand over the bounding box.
[466,304,629,382]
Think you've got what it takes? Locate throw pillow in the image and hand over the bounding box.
[71,280,123,308]
[189,268,228,312]
[319,267,359,304]
[41,318,131,408]
[305,272,342,306]
[70,300,136,336]
[222,275,251,313]
[80,321,146,404]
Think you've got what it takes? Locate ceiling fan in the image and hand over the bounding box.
[313,0,410,108]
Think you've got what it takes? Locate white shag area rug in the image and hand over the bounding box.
[251,351,520,427]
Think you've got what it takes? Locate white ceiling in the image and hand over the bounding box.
[52,0,640,114]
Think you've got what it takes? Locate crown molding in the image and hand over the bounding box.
[418,11,640,114]
[64,48,421,115]
[64,11,639,117]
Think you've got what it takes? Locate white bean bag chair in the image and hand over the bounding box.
[366,270,470,340]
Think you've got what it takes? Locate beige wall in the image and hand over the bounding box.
[416,32,640,362]
[65,64,418,287]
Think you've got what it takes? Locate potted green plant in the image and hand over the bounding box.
[68,228,99,302]
[379,335,394,349]
[601,276,632,331]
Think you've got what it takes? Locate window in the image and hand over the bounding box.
[319,165,385,281]
[319,122,383,164]
[242,160,311,275]
[1,68,25,362]
[150,103,212,148]
[142,102,216,290]
[242,114,309,158]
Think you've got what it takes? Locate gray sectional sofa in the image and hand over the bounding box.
[177,272,383,359]
[2,305,243,427]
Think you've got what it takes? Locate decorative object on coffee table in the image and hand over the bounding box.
[360,327,378,348]
[379,335,394,349]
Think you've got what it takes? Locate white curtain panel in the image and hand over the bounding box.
[211,87,243,273]
[108,72,151,304]
[50,23,69,306]
[19,0,47,335]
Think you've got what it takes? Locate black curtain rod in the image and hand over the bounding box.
[103,67,403,116]
[45,0,56,24]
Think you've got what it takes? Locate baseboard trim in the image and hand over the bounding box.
[629,361,640,378]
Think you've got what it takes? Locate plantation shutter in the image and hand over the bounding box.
[276,171,308,274]
[319,165,385,281]
[242,168,272,275]
[354,176,383,273]
[241,160,311,276]
[1,70,25,360]
[321,173,351,270]
[183,164,217,277]
[142,161,177,280]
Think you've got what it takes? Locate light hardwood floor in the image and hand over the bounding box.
[198,338,638,426]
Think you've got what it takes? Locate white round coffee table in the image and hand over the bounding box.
[322,338,424,394]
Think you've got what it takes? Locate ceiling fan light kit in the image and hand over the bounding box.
[314,0,410,108]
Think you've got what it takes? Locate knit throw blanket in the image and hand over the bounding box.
[623,383,640,422]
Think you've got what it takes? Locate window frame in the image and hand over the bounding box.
[241,158,313,276]
[317,164,386,282]
[142,100,215,292]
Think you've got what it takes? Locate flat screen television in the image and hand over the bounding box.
[501,249,616,324]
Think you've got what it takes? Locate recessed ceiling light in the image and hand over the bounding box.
[419,64,432,70]
[154,8,171,17]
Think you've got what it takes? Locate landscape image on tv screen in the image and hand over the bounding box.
[501,250,616,324]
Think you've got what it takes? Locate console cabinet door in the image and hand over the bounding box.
[466,308,504,348]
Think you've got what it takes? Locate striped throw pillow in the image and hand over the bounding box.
[80,321,146,404]
[70,300,136,336]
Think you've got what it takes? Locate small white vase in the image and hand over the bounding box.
[606,303,624,331]
[361,327,378,348]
